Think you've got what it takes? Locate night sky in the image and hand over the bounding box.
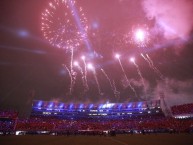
[0,0,193,116]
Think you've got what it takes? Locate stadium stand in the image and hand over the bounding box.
[0,110,18,134]
[1,100,193,135]
[171,103,193,115]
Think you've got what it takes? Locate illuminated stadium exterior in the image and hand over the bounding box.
[30,100,164,120]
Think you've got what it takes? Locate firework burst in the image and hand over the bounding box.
[132,25,150,48]
[124,25,150,48]
[41,0,88,50]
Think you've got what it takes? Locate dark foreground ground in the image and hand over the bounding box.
[0,134,193,145]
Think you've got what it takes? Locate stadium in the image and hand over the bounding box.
[1,99,193,144]
[1,99,193,133]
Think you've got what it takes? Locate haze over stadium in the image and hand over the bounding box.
[0,0,193,117]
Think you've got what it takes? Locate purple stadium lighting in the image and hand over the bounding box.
[37,101,43,107]
[98,104,103,109]
[138,102,142,108]
[128,103,132,108]
[79,104,84,109]
[59,103,64,109]
[118,104,122,109]
[69,104,74,109]
[89,104,94,109]
[49,102,53,108]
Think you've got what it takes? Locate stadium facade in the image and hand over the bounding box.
[30,100,164,120]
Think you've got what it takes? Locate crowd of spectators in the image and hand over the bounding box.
[0,110,18,119]
[14,115,193,134]
[1,108,193,135]
[0,110,18,132]
[0,119,15,132]
[171,103,193,115]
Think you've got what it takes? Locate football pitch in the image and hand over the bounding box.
[0,134,193,145]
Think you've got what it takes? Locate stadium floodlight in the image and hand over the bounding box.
[59,103,64,108]
[89,104,94,109]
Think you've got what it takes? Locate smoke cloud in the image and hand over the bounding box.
[152,78,193,107]
[142,0,193,40]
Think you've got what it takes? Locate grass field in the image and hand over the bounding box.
[0,134,193,145]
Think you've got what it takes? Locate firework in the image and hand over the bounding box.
[130,57,147,99]
[87,63,102,95]
[141,53,164,80]
[87,63,94,70]
[141,53,151,66]
[146,54,164,80]
[73,61,79,67]
[115,53,120,59]
[112,80,120,101]
[115,54,138,98]
[81,55,89,91]
[64,65,73,95]
[135,29,145,42]
[101,68,116,97]
[73,61,88,93]
[130,25,150,48]
[42,0,88,95]
[81,55,86,60]
[70,47,74,74]
[41,0,88,50]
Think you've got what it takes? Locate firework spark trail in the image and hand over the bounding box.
[77,65,87,92]
[93,70,102,95]
[70,48,74,74]
[69,47,78,94]
[146,54,164,80]
[101,68,114,93]
[133,62,145,87]
[146,54,154,67]
[82,58,89,91]
[112,80,120,101]
[141,53,152,67]
[141,53,164,80]
[65,65,73,95]
[132,61,147,99]
[117,58,138,98]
